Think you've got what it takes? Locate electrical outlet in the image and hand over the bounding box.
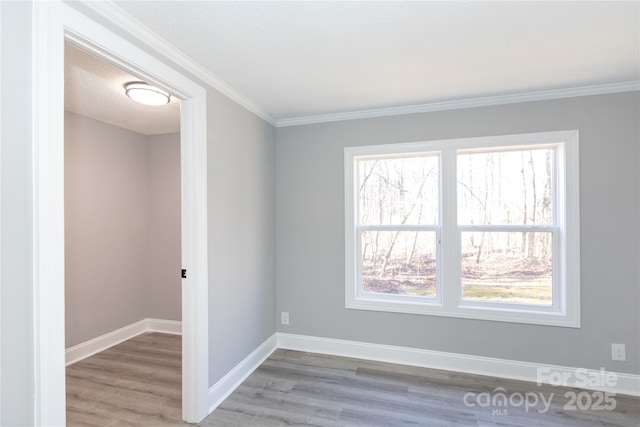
[612,343,626,361]
[281,311,290,325]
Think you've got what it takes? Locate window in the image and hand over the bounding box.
[345,131,580,327]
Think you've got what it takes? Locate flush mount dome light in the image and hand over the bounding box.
[125,82,170,106]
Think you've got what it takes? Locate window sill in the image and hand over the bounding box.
[346,298,580,328]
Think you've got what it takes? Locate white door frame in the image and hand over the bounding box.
[0,1,3,421]
[32,2,209,424]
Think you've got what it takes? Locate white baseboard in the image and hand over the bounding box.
[65,318,182,366]
[208,334,278,413]
[276,333,640,397]
[146,318,182,335]
[69,325,639,419]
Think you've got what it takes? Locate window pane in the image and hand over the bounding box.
[461,231,552,305]
[358,155,438,225]
[457,148,553,225]
[361,230,436,297]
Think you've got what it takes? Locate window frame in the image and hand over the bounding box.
[344,130,580,328]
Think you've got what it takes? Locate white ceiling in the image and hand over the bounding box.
[70,1,639,129]
[65,43,181,135]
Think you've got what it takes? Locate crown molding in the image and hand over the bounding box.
[276,81,640,127]
[82,1,277,126]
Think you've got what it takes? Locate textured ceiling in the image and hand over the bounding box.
[65,43,180,136]
[111,1,639,120]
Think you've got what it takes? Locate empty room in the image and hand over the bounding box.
[63,43,184,424]
[1,1,639,426]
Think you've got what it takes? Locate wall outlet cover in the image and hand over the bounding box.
[281,311,290,325]
[611,343,626,361]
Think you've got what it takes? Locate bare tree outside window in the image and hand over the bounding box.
[457,148,554,305]
[346,131,579,326]
[358,155,439,297]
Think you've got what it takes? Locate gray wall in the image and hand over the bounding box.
[147,132,182,321]
[275,92,640,376]
[1,2,34,425]
[207,92,276,384]
[64,112,181,348]
[0,3,277,423]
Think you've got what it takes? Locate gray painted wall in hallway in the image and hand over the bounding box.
[65,112,182,348]
[65,112,150,348]
[275,92,640,375]
[147,132,182,321]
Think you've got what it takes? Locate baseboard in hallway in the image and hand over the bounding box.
[65,318,182,366]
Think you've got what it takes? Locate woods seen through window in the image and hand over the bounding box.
[344,131,580,327]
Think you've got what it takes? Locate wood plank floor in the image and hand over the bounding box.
[203,350,640,427]
[67,333,640,426]
[66,332,183,426]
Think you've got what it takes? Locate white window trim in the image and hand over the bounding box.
[345,130,580,328]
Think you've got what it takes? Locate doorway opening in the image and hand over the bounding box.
[64,42,184,424]
[33,2,209,424]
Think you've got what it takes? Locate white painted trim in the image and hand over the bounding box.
[32,4,66,425]
[278,81,640,127]
[146,318,182,335]
[65,318,182,366]
[32,2,209,424]
[0,1,3,419]
[65,320,147,366]
[208,334,278,413]
[276,333,640,397]
[83,1,276,127]
[179,78,210,424]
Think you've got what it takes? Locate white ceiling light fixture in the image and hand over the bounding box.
[125,81,170,106]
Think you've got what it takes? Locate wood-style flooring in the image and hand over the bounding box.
[66,332,183,426]
[67,333,640,426]
[203,349,639,427]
